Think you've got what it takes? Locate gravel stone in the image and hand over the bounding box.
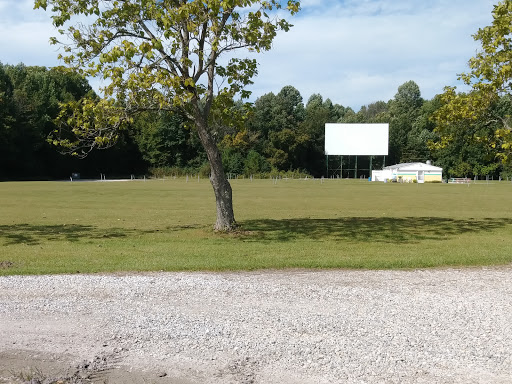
[0,268,511,383]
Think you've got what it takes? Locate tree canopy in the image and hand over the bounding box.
[433,0,512,166]
[35,0,300,231]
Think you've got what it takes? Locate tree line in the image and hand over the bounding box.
[0,63,145,180]
[2,62,511,180]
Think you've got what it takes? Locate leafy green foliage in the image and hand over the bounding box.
[430,90,508,178]
[35,0,301,230]
[246,87,346,175]
[388,81,423,163]
[244,149,269,175]
[34,0,300,134]
[0,64,15,169]
[5,64,508,181]
[0,63,102,179]
[131,110,204,168]
[434,0,512,165]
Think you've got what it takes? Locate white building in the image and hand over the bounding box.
[372,161,443,183]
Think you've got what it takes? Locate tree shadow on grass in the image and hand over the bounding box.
[0,224,157,246]
[239,217,512,243]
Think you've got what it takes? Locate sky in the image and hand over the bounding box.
[0,0,497,110]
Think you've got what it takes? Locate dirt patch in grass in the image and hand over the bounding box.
[0,261,14,270]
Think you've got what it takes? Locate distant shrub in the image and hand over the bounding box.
[243,150,268,176]
[149,166,180,178]
[264,168,311,179]
[149,165,311,180]
[198,162,211,178]
[149,166,201,178]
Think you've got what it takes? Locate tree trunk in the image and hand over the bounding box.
[195,118,237,231]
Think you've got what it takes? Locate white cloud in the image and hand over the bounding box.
[246,0,497,109]
[0,0,498,110]
[0,0,60,66]
[0,21,60,66]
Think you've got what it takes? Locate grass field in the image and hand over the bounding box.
[1,178,512,275]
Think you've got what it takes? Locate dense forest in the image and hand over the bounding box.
[0,63,145,180]
[1,62,511,180]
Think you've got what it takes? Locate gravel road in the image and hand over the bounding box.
[0,268,511,383]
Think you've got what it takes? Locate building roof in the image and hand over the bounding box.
[383,162,443,171]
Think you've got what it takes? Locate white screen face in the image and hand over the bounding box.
[325,123,389,155]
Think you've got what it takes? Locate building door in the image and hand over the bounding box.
[418,171,424,183]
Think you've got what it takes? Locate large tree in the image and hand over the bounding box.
[35,0,300,231]
[434,0,512,166]
[388,80,423,163]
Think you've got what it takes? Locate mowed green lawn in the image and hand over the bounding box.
[1,178,512,275]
